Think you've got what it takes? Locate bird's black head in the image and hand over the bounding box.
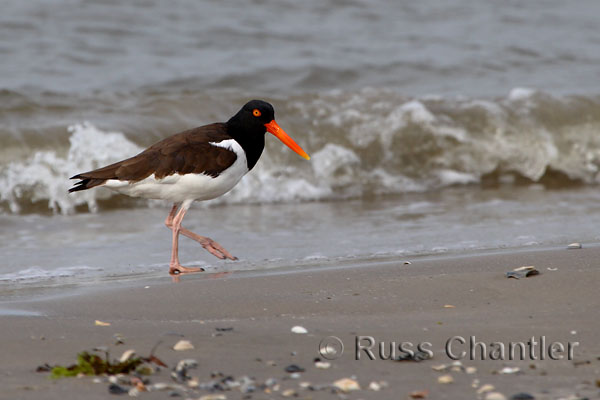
[226,99,310,171]
[228,100,275,135]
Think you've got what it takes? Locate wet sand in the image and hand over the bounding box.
[2,246,600,399]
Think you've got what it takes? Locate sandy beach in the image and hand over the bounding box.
[4,1,600,399]
[2,245,599,399]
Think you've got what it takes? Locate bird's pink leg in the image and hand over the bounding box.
[166,203,204,275]
[164,203,237,269]
[178,229,237,261]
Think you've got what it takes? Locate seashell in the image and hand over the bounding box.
[485,392,507,400]
[173,340,194,351]
[333,377,361,392]
[119,349,136,363]
[291,326,308,334]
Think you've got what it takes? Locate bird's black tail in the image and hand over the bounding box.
[68,175,107,193]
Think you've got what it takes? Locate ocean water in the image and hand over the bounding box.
[1,0,600,292]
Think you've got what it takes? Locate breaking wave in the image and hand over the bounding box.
[1,88,600,214]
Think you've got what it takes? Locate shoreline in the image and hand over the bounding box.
[3,242,598,308]
[2,245,600,399]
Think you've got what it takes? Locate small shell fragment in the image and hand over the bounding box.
[173,340,194,351]
[148,382,169,391]
[499,366,520,374]
[95,320,111,326]
[567,243,582,249]
[368,381,381,391]
[291,326,308,334]
[477,384,495,394]
[485,392,507,400]
[119,349,136,363]
[409,390,429,399]
[514,266,536,272]
[465,366,477,374]
[198,395,227,400]
[333,378,361,392]
[315,361,331,369]
[506,266,539,279]
[437,375,454,384]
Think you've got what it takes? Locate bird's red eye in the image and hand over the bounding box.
[253,109,261,117]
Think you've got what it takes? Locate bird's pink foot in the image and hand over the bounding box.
[169,264,205,275]
[196,236,238,261]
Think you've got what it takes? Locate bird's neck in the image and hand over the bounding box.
[226,121,265,171]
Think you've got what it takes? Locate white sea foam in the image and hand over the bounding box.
[0,265,101,282]
[508,87,537,101]
[0,122,142,214]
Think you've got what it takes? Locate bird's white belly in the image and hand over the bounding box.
[103,139,249,203]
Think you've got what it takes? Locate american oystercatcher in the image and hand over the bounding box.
[69,100,310,274]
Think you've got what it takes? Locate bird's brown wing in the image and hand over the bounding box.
[69,123,237,192]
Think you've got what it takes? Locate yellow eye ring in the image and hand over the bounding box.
[252,109,261,117]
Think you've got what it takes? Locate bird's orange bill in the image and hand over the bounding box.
[264,120,310,160]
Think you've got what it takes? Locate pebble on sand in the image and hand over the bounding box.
[315,361,331,369]
[409,390,429,399]
[136,365,155,376]
[173,340,194,351]
[284,364,305,373]
[437,375,454,384]
[291,326,308,334]
[477,384,495,394]
[511,393,535,400]
[198,395,227,400]
[108,383,127,395]
[333,378,361,392]
[498,366,520,374]
[506,266,539,279]
[172,359,198,383]
[485,392,507,400]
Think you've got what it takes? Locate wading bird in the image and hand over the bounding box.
[70,100,310,274]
